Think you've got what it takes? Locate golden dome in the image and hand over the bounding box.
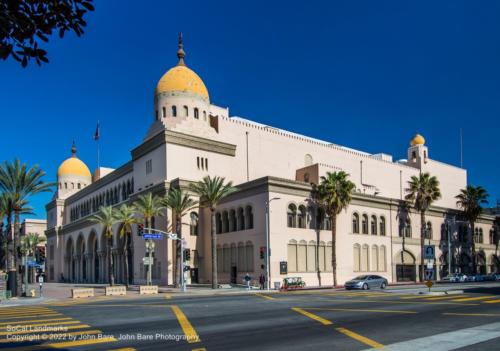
[410,134,426,146]
[155,65,209,100]
[155,33,209,101]
[57,142,91,178]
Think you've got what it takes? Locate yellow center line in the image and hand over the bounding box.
[255,293,276,300]
[171,305,201,343]
[165,294,172,299]
[0,317,72,326]
[0,324,91,336]
[291,307,333,325]
[336,327,384,349]
[483,299,500,304]
[306,307,417,314]
[341,298,479,306]
[191,348,207,351]
[443,312,500,317]
[451,295,495,302]
[107,348,137,351]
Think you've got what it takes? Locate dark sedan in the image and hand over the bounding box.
[345,275,388,290]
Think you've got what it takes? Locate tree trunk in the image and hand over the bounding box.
[108,236,115,286]
[176,213,182,288]
[420,210,426,282]
[6,215,11,272]
[123,233,129,288]
[14,211,21,296]
[331,212,337,287]
[211,208,217,289]
[470,221,476,275]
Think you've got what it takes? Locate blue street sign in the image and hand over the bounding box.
[143,233,163,240]
[28,262,40,267]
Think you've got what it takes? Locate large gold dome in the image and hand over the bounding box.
[410,133,426,146]
[155,65,209,100]
[57,142,91,178]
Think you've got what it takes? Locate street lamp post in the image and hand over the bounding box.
[145,240,155,286]
[265,197,280,291]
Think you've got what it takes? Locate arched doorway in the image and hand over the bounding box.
[65,238,74,282]
[395,250,416,282]
[87,231,98,283]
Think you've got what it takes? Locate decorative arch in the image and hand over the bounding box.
[352,213,360,234]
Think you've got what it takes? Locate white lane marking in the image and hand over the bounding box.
[361,321,500,351]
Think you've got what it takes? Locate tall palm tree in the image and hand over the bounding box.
[90,206,117,286]
[456,185,489,274]
[190,176,236,289]
[0,160,53,296]
[134,193,164,285]
[317,171,355,287]
[162,188,198,288]
[114,204,137,287]
[405,173,441,282]
[0,193,12,271]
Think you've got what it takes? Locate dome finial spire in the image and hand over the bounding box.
[71,140,77,157]
[177,32,185,66]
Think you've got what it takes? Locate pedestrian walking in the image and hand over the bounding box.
[244,273,252,290]
[259,273,266,290]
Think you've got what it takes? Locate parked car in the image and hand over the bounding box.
[483,273,497,281]
[345,275,388,290]
[493,273,500,281]
[442,273,467,282]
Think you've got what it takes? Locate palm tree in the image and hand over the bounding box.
[405,173,441,282]
[162,188,198,288]
[90,206,116,286]
[456,185,489,274]
[114,204,137,287]
[0,193,12,271]
[134,193,164,285]
[20,232,46,295]
[0,160,53,296]
[316,171,355,287]
[190,176,236,289]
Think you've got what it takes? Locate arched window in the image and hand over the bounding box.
[172,105,177,117]
[371,215,377,235]
[245,241,254,272]
[237,207,245,230]
[194,108,199,119]
[400,218,412,237]
[323,214,332,231]
[426,222,432,239]
[222,211,229,233]
[215,213,222,234]
[229,209,237,232]
[479,228,484,243]
[304,154,313,166]
[162,106,166,118]
[298,205,307,229]
[287,204,297,228]
[190,212,199,236]
[237,242,245,272]
[362,214,369,234]
[490,229,495,244]
[245,206,254,229]
[352,213,359,233]
[307,241,317,272]
[353,244,361,272]
[183,105,189,116]
[77,183,81,190]
[287,240,298,273]
[380,217,386,236]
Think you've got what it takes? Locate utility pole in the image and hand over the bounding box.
[264,197,280,290]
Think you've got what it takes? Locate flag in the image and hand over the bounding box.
[94,121,100,141]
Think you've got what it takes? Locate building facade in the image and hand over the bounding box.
[45,36,498,287]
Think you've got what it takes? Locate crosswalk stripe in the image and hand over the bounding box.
[291,307,333,325]
[0,324,90,336]
[423,295,466,301]
[0,317,72,326]
[0,313,62,320]
[451,296,495,302]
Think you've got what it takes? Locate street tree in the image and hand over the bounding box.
[316,171,356,287]
[190,176,236,289]
[90,206,116,286]
[405,173,441,282]
[113,204,137,288]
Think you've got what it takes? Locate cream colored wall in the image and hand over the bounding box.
[133,146,166,193]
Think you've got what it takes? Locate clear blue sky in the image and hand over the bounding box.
[1,0,499,219]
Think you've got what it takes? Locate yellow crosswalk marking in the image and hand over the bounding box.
[424,295,466,301]
[336,327,384,349]
[0,320,81,329]
[165,294,172,300]
[0,313,62,320]
[171,305,201,343]
[0,317,72,326]
[451,296,495,302]
[108,348,137,351]
[0,324,91,336]
[291,307,333,325]
[483,299,500,304]
[306,307,417,314]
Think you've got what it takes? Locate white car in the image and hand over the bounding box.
[443,273,467,282]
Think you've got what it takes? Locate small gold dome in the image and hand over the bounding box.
[410,134,425,146]
[155,65,209,100]
[57,142,91,178]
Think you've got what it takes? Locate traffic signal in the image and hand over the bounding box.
[260,246,266,259]
[137,223,144,236]
[184,249,191,261]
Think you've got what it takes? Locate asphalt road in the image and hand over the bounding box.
[2,284,500,351]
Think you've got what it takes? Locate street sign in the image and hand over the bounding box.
[424,269,435,280]
[28,262,40,268]
[424,245,435,259]
[426,262,434,269]
[167,233,178,240]
[425,280,433,288]
[143,233,162,240]
[142,257,154,265]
